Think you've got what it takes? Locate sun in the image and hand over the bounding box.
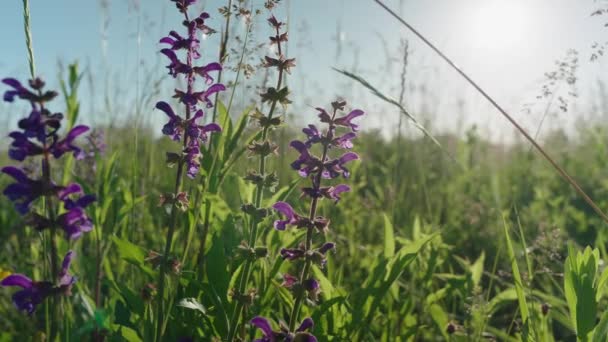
[468,0,529,51]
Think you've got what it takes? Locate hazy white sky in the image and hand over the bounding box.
[0,0,606,142]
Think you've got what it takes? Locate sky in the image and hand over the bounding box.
[0,0,607,142]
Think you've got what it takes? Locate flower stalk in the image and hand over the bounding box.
[153,1,224,340]
[226,12,294,341]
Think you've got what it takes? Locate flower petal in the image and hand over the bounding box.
[250,316,274,338]
[1,274,32,289]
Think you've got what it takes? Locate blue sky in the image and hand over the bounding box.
[1,0,607,141]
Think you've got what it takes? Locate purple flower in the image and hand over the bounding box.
[301,184,350,202]
[322,152,359,179]
[8,131,44,161]
[193,83,226,108]
[1,166,45,214]
[161,49,192,77]
[57,185,95,240]
[303,278,320,300]
[193,63,222,84]
[184,144,201,179]
[332,132,356,149]
[170,0,196,12]
[326,184,350,202]
[17,110,60,142]
[0,274,53,315]
[280,248,305,261]
[187,109,222,142]
[58,251,76,288]
[289,140,319,178]
[2,78,35,103]
[156,101,184,140]
[318,242,335,254]
[302,125,322,147]
[1,251,76,315]
[51,125,90,160]
[282,274,298,288]
[272,202,301,230]
[160,30,200,58]
[250,316,317,342]
[2,78,58,105]
[334,109,364,132]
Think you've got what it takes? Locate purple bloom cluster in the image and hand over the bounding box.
[271,100,363,330]
[251,316,317,342]
[1,77,95,239]
[156,1,224,179]
[1,251,76,314]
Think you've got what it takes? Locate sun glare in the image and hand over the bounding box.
[469,1,529,51]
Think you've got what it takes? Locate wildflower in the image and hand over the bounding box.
[250,316,317,342]
[1,166,47,214]
[50,125,90,159]
[271,101,363,329]
[1,251,76,314]
[272,202,303,230]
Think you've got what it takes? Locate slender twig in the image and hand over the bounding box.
[373,0,608,224]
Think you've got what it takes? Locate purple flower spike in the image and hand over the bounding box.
[1,274,52,315]
[52,125,90,159]
[272,201,299,230]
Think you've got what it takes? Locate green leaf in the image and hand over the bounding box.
[177,297,207,314]
[502,216,530,331]
[383,213,395,258]
[471,251,485,288]
[111,236,145,266]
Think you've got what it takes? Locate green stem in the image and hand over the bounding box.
[226,32,286,342]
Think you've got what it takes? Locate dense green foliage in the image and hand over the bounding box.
[2,111,608,340]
